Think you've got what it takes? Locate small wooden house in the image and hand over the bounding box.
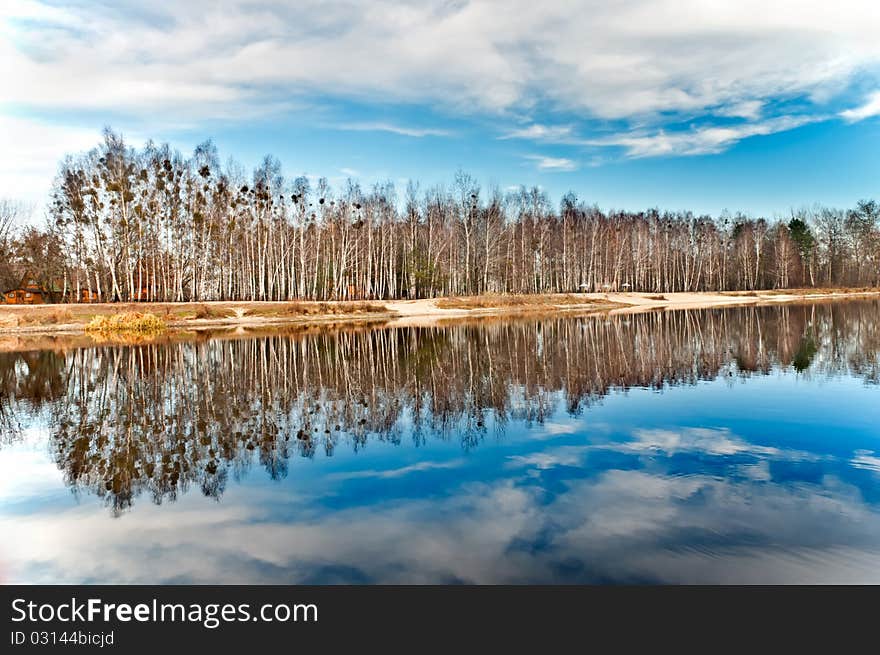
[3,277,62,304]
[78,288,103,303]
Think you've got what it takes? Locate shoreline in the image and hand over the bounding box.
[1,289,879,341]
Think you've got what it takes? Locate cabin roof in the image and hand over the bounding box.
[9,275,64,293]
[5,287,43,294]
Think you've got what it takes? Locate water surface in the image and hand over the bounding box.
[3,300,880,583]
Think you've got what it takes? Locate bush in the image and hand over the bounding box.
[86,312,167,333]
[192,304,233,320]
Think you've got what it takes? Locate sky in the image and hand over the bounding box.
[1,0,880,220]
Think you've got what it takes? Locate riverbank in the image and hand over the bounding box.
[2,288,879,341]
[382,288,880,327]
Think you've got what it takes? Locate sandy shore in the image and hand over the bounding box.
[1,289,879,346]
[384,289,880,326]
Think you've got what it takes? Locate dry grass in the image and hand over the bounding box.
[718,287,880,297]
[271,301,389,317]
[0,300,390,332]
[3,287,879,335]
[435,294,600,310]
[764,286,879,296]
[85,312,167,334]
[191,304,235,320]
[11,308,74,326]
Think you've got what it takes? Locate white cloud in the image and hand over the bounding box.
[591,115,821,157]
[0,116,104,214]
[840,91,880,122]
[0,0,878,195]
[715,100,764,120]
[525,155,577,172]
[335,122,451,137]
[506,446,588,469]
[851,449,880,473]
[500,124,574,141]
[326,459,465,481]
[625,427,781,457]
[3,1,879,123]
[0,437,64,503]
[538,421,581,436]
[6,457,880,584]
[603,426,819,463]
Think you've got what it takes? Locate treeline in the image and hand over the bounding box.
[3,128,880,301]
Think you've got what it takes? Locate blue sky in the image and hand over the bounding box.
[2,0,880,218]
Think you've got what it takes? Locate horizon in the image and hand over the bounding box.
[2,1,880,221]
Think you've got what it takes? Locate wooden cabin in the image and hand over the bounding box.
[3,277,62,304]
[78,288,103,303]
[4,288,39,304]
[132,287,151,301]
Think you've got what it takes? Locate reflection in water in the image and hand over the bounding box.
[2,300,880,583]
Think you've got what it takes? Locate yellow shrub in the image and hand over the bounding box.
[86,312,167,333]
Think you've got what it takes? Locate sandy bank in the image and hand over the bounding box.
[383,289,880,326]
[1,289,879,345]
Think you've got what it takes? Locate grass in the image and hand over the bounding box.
[85,312,167,334]
[285,300,388,315]
[10,308,74,326]
[435,294,601,310]
[251,301,389,317]
[191,304,235,320]
[0,300,392,333]
[718,287,880,297]
[2,287,879,334]
[764,286,879,296]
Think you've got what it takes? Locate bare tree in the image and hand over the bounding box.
[20,129,879,304]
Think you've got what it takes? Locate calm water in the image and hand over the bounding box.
[3,300,880,584]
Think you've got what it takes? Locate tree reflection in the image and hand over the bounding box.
[0,349,67,444]
[2,300,880,513]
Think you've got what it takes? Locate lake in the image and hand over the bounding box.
[2,299,880,584]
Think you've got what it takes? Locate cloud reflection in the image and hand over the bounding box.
[4,421,880,584]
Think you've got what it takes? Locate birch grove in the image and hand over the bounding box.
[21,129,880,302]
